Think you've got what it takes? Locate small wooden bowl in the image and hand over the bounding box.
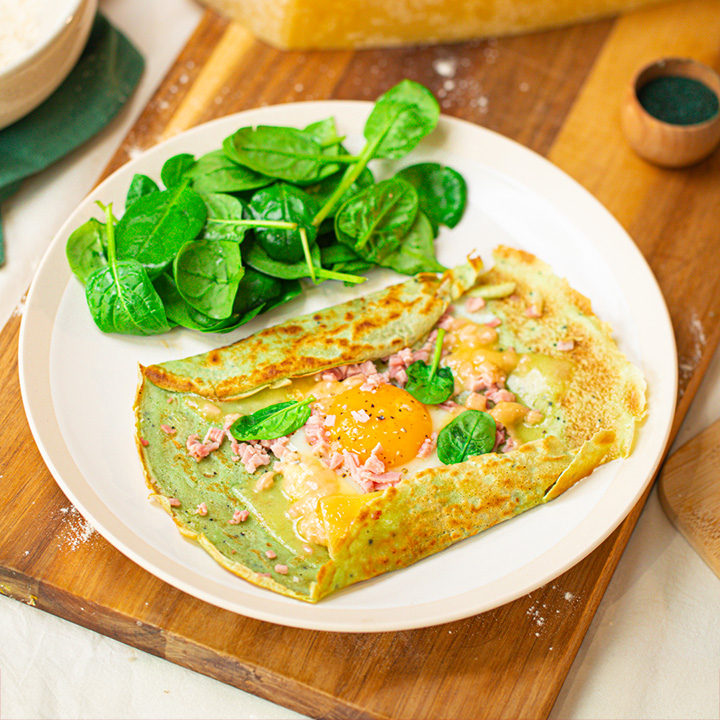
[621,57,720,168]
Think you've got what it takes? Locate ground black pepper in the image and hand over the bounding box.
[637,75,719,125]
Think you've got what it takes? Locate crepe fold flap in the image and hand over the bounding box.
[143,262,481,400]
[316,430,615,597]
[134,253,646,603]
[485,246,647,461]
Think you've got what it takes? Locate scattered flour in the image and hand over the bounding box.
[432,57,458,78]
[12,292,28,317]
[57,506,97,550]
[678,308,707,390]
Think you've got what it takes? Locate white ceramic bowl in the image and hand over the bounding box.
[0,0,98,130]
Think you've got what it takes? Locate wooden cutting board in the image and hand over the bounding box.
[659,418,720,578]
[2,1,720,717]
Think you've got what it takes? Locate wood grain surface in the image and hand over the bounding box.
[2,1,720,718]
[659,418,720,579]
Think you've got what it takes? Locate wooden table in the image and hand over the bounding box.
[1,1,719,717]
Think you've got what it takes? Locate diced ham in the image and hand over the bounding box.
[160,424,176,435]
[168,497,181,507]
[269,436,292,460]
[187,434,214,460]
[417,432,437,459]
[196,502,208,516]
[364,444,386,474]
[414,329,438,363]
[318,367,346,382]
[359,373,387,391]
[493,424,508,452]
[228,509,249,524]
[470,368,505,393]
[525,304,542,318]
[351,409,371,423]
[322,451,345,470]
[204,427,224,445]
[340,447,402,493]
[391,368,408,386]
[318,360,378,383]
[347,360,378,378]
[275,564,289,575]
[557,339,575,351]
[304,408,331,455]
[436,310,454,331]
[139,437,149,447]
[465,296,486,313]
[492,424,517,453]
[486,317,502,328]
[234,442,271,473]
[486,388,516,404]
[265,549,277,559]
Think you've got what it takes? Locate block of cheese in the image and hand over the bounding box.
[199,0,668,50]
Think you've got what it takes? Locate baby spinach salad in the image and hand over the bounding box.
[66,80,468,336]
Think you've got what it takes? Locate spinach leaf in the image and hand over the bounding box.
[303,117,344,155]
[249,183,320,262]
[335,177,418,264]
[405,329,454,404]
[363,80,440,159]
[161,153,195,188]
[126,174,159,210]
[230,266,284,313]
[85,204,170,335]
[436,410,496,465]
[396,162,467,233]
[115,181,207,278]
[156,272,265,333]
[319,242,363,267]
[312,80,438,227]
[66,217,107,283]
[243,236,323,280]
[201,192,249,243]
[223,126,345,184]
[187,149,272,194]
[173,238,244,320]
[230,397,315,441]
[378,210,446,275]
[231,271,302,318]
[304,163,375,214]
[320,243,374,276]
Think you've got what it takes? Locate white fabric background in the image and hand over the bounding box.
[1,1,718,717]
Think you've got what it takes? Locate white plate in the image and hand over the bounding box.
[19,101,677,632]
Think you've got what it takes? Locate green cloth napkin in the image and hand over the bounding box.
[0,13,144,266]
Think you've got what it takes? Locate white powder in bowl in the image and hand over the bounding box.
[0,0,45,70]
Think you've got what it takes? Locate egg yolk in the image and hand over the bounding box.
[325,383,433,468]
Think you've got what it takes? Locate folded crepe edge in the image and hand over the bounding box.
[140,258,484,401]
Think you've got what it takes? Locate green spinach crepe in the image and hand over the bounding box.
[134,247,646,602]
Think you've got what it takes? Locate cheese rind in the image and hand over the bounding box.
[199,0,668,50]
